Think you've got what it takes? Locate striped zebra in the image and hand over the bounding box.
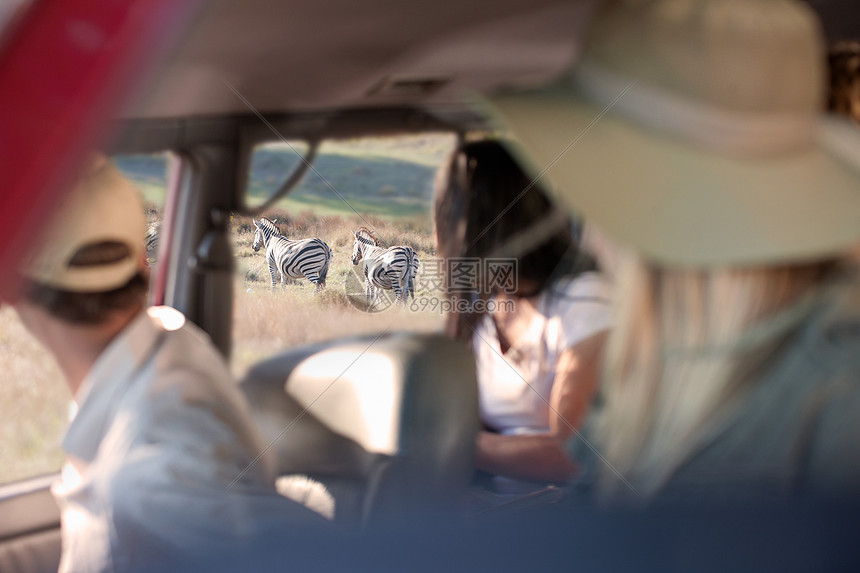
[351,227,419,305]
[144,222,159,263]
[407,252,420,300]
[252,217,332,292]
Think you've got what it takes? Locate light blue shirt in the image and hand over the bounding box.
[53,306,323,573]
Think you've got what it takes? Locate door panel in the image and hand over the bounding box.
[0,476,61,573]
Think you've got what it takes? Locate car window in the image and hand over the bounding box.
[231,133,456,378]
[0,306,67,484]
[0,152,168,485]
[112,153,169,267]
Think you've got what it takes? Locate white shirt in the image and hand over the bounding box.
[52,306,321,573]
[473,273,612,436]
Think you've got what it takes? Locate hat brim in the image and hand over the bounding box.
[486,89,860,267]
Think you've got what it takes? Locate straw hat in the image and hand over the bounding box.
[22,153,146,292]
[486,0,860,267]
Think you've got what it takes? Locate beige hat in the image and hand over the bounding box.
[485,0,860,267]
[22,153,146,292]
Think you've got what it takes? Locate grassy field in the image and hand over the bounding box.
[230,210,445,378]
[119,133,457,219]
[1,134,451,485]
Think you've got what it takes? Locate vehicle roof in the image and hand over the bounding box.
[121,0,597,123]
[122,0,860,123]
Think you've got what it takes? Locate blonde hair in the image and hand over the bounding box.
[595,250,838,501]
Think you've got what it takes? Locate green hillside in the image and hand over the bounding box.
[114,133,456,219]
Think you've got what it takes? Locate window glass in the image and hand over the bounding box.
[0,152,168,484]
[231,133,457,378]
[0,306,67,484]
[112,153,169,266]
[245,140,312,210]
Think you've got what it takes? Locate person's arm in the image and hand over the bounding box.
[475,330,608,484]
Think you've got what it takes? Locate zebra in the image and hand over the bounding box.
[252,217,332,292]
[409,252,420,299]
[351,227,418,305]
[144,222,159,263]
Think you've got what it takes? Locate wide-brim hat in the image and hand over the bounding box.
[22,153,146,292]
[485,0,860,267]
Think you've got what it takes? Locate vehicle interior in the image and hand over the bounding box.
[1,0,860,571]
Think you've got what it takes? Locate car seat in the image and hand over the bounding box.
[239,332,479,528]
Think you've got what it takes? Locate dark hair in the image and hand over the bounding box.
[24,240,149,325]
[433,139,595,340]
[25,272,148,325]
[828,40,860,122]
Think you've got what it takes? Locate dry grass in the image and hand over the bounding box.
[231,288,444,378]
[230,212,444,378]
[0,306,69,484]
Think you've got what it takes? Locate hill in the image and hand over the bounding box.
[114,133,456,219]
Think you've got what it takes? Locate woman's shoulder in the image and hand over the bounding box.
[543,273,613,349]
[545,272,612,310]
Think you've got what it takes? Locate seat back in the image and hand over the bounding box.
[239,331,478,527]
